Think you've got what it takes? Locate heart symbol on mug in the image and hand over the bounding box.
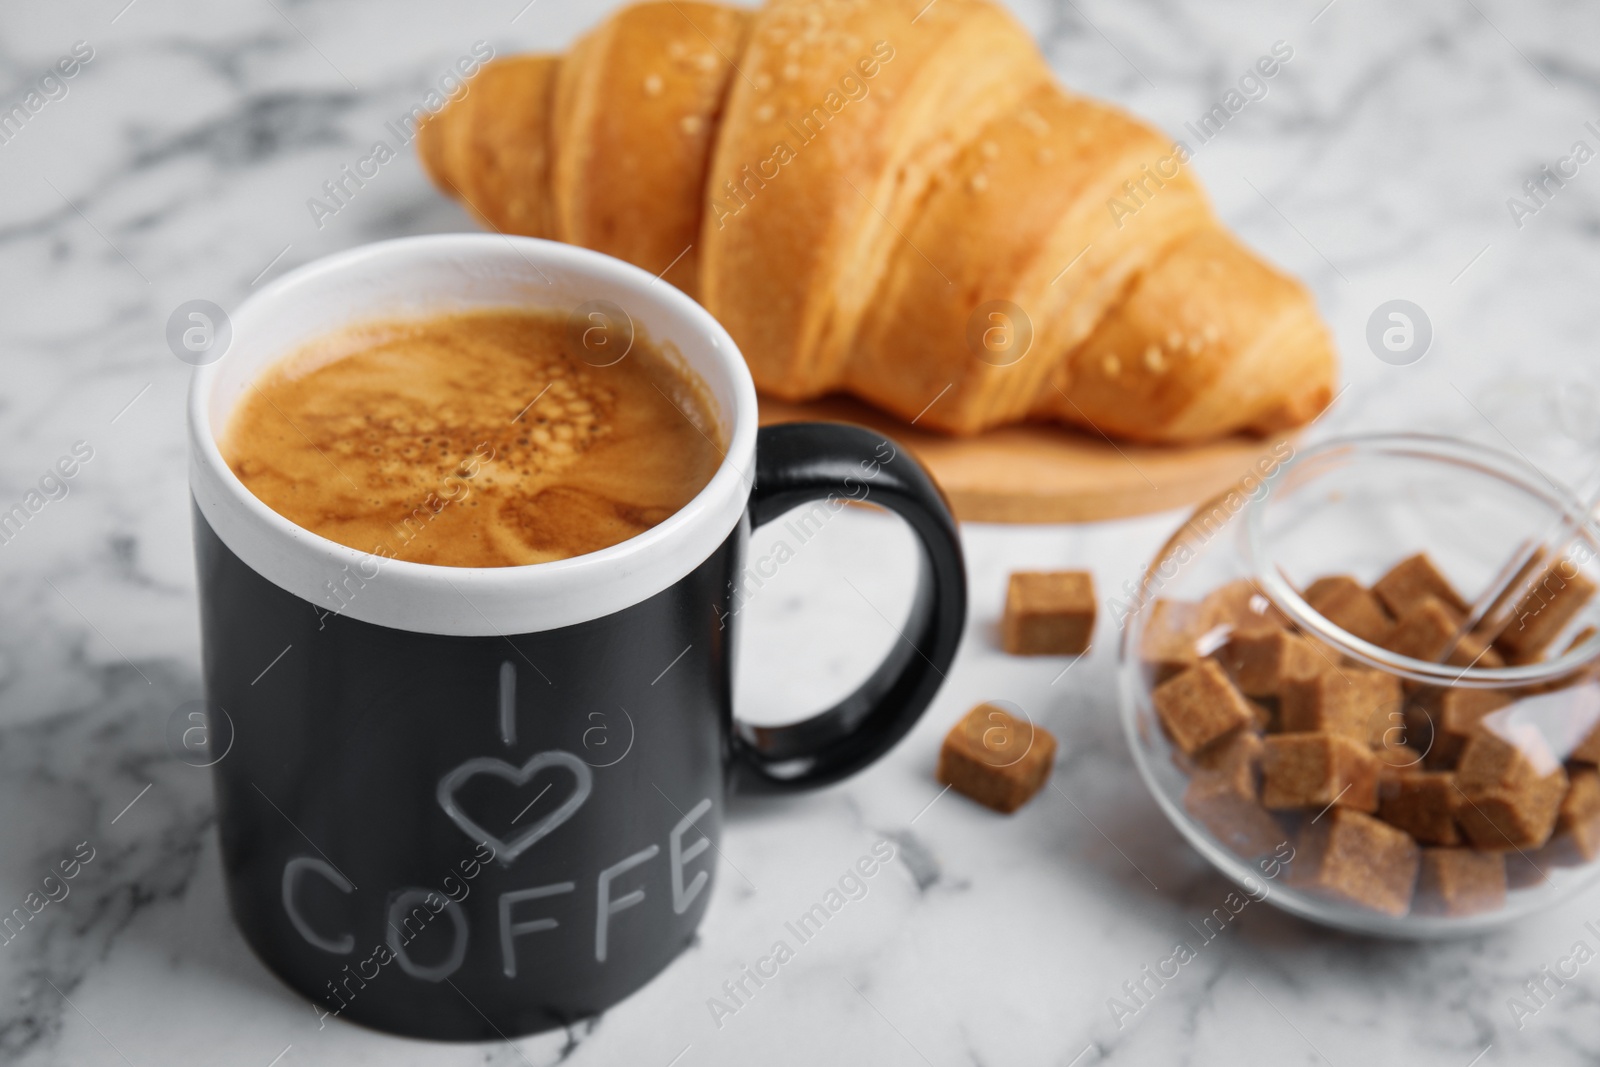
[435,750,594,865]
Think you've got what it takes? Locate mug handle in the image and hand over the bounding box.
[730,422,967,794]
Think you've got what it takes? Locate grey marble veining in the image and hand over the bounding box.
[2,0,1599,1063]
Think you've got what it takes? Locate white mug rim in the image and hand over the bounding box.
[187,234,758,637]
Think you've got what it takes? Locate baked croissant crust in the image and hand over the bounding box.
[419,0,1337,444]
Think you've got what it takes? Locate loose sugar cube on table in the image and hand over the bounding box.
[1002,571,1096,655]
[937,703,1057,814]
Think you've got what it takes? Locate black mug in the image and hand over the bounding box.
[185,235,966,1040]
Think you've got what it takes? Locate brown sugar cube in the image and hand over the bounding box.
[1523,772,1600,870]
[1289,807,1420,917]
[1377,700,1433,765]
[1384,596,1460,662]
[1456,723,1560,789]
[1377,771,1461,845]
[1194,726,1264,775]
[1557,768,1600,862]
[1414,687,1511,769]
[1003,571,1096,655]
[1375,742,1426,789]
[1380,597,1506,670]
[1152,659,1255,755]
[936,703,1057,813]
[1373,553,1469,618]
[1484,547,1551,621]
[1450,629,1506,670]
[1140,599,1206,681]
[1304,575,1395,646]
[1302,632,1352,672]
[1216,629,1325,698]
[1454,727,1568,849]
[1483,550,1560,668]
[1279,671,1360,740]
[1201,578,1288,634]
[1539,628,1600,683]
[1184,732,1285,857]
[1496,557,1598,660]
[1414,848,1507,917]
[1261,733,1380,813]
[1280,667,1402,744]
[1359,671,1407,748]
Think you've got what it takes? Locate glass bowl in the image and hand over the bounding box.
[1118,433,1600,937]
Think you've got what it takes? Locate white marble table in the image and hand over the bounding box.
[3,0,1600,1063]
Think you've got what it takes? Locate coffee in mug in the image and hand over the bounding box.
[222,308,724,567]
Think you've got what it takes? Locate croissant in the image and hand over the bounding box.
[418,0,1337,444]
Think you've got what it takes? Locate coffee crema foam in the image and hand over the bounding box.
[223,308,724,568]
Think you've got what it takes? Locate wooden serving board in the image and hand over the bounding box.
[758,394,1289,524]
